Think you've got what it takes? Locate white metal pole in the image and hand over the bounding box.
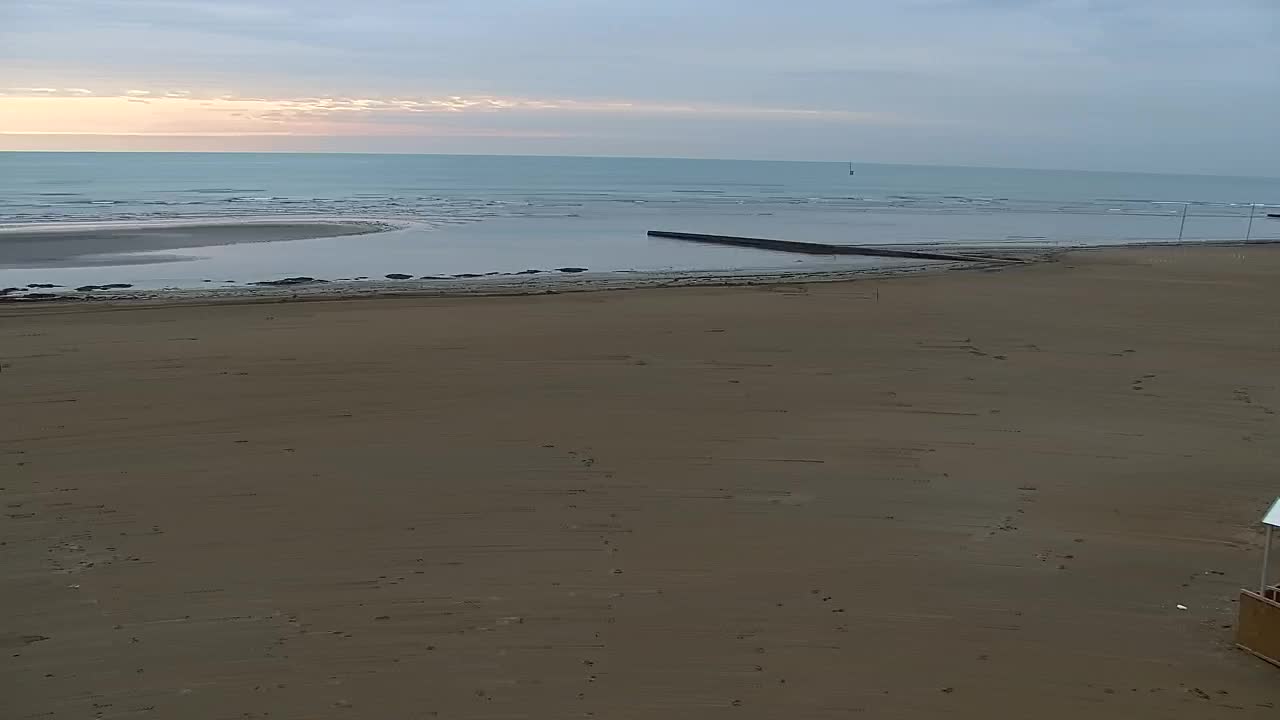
[1245,204,1256,243]
[1178,203,1188,242]
[1264,526,1273,596]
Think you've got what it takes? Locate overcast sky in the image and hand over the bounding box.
[2,0,1277,174]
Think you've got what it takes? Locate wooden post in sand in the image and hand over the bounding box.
[1263,524,1274,596]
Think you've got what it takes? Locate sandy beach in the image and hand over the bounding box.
[3,244,1279,718]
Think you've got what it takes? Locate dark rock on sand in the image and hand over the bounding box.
[1,287,22,296]
[513,269,543,275]
[556,267,589,273]
[418,276,449,280]
[6,293,66,302]
[75,283,134,292]
[385,273,413,280]
[26,283,60,289]
[252,277,326,287]
[453,273,483,279]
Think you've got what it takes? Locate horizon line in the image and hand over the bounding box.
[2,148,1278,182]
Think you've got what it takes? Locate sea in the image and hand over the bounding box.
[2,152,1278,292]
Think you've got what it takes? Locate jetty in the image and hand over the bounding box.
[646,230,1022,264]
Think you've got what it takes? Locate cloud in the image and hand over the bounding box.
[2,1,1278,172]
[0,90,898,155]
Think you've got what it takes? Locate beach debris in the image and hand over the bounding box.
[252,277,325,286]
[1176,604,1189,611]
[384,273,413,280]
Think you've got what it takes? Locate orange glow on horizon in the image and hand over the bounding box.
[0,90,885,132]
[0,96,347,137]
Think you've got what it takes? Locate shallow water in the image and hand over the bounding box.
[2,153,1278,291]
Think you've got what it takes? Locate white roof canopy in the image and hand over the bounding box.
[1264,497,1280,529]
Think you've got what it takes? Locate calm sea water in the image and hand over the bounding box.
[2,152,1278,290]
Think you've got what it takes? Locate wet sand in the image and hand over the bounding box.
[0,221,392,268]
[2,245,1279,718]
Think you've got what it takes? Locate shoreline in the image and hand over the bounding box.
[5,242,1278,718]
[3,235,1277,307]
[0,257,992,308]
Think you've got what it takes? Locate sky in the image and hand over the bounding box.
[2,0,1278,174]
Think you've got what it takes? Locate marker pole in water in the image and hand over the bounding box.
[1178,203,1188,242]
[1245,204,1257,243]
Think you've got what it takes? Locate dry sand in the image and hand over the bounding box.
[2,245,1279,718]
